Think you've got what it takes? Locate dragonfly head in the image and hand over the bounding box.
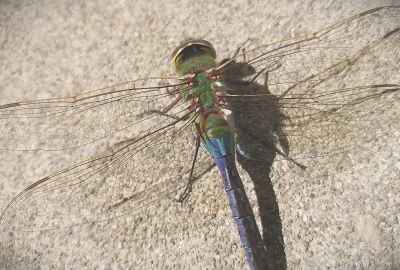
[171,39,217,76]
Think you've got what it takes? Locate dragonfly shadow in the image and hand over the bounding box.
[219,22,400,268]
[221,60,290,269]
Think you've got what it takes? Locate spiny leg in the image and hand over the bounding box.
[138,86,184,119]
[217,39,252,71]
[236,124,306,170]
[176,133,201,203]
[163,87,183,113]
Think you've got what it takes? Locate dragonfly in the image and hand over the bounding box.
[0,6,399,270]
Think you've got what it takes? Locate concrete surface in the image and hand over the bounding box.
[0,0,399,269]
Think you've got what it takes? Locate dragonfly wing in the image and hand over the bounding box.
[221,7,400,89]
[226,84,399,163]
[0,110,213,231]
[219,6,400,165]
[0,77,188,151]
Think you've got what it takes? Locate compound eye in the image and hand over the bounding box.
[171,39,216,72]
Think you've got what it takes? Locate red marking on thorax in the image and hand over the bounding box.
[165,68,226,113]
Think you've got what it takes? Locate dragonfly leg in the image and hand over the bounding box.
[216,39,252,71]
[264,72,269,92]
[138,86,183,119]
[248,60,281,86]
[163,87,183,113]
[236,124,306,170]
[176,133,201,203]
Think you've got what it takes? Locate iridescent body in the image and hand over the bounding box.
[172,40,269,269]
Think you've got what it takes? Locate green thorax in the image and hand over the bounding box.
[194,73,216,109]
[179,56,232,141]
[179,56,220,110]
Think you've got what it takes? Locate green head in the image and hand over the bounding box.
[171,39,217,76]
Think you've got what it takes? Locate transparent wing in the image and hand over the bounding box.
[221,7,399,88]
[0,108,213,231]
[218,6,400,164]
[0,77,188,150]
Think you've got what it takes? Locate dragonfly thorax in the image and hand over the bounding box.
[187,72,234,159]
[183,71,226,113]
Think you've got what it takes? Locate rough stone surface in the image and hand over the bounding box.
[0,1,399,269]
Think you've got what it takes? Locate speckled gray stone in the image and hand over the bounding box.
[0,1,399,269]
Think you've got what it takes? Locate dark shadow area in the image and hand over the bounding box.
[221,60,289,270]
[216,19,400,269]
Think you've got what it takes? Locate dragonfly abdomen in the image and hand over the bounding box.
[214,155,270,270]
[199,110,270,269]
